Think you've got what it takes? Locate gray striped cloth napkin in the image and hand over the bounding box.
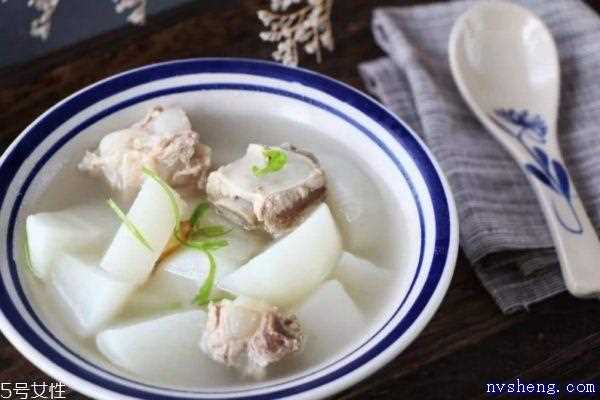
[358,0,600,313]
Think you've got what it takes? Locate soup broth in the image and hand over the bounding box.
[19,100,418,389]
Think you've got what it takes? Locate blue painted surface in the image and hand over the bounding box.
[491,108,582,234]
[0,0,193,68]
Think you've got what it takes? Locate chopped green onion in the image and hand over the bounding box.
[164,301,183,311]
[210,293,232,303]
[252,148,288,177]
[194,225,232,238]
[142,167,181,236]
[186,238,228,305]
[193,250,217,306]
[190,202,210,228]
[140,168,230,306]
[199,239,229,252]
[189,203,231,238]
[22,229,39,278]
[107,199,153,251]
[185,239,229,252]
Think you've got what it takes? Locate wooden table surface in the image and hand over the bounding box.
[1,1,600,399]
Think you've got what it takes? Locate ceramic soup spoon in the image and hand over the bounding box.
[449,1,600,297]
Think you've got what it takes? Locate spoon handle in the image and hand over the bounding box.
[524,152,600,297]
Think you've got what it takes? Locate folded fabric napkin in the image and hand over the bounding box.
[359,0,600,313]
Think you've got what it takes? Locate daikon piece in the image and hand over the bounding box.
[320,154,384,254]
[123,247,239,316]
[295,280,366,359]
[162,246,239,290]
[219,203,342,307]
[25,202,117,278]
[96,310,219,383]
[200,207,269,265]
[123,205,268,317]
[334,252,390,311]
[50,254,135,337]
[100,177,185,285]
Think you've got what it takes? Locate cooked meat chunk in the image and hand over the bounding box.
[79,106,211,200]
[206,144,326,236]
[200,297,303,376]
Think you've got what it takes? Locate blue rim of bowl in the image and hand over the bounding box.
[7,83,424,395]
[0,59,456,399]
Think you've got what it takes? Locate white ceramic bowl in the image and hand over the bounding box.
[0,58,458,399]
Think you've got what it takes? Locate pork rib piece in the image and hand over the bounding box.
[79,106,211,200]
[206,144,326,236]
[200,297,303,377]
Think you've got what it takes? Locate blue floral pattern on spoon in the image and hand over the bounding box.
[490,108,583,234]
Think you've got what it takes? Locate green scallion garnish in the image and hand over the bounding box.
[185,239,229,252]
[190,202,210,228]
[252,148,288,177]
[194,225,232,238]
[190,239,228,305]
[139,169,230,305]
[142,167,182,237]
[193,250,217,306]
[107,198,153,251]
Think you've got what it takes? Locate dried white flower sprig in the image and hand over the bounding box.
[258,0,335,66]
[270,0,303,12]
[2,0,148,41]
[113,0,147,25]
[27,0,59,40]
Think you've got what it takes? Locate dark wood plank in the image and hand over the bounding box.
[0,1,599,399]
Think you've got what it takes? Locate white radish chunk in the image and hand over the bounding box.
[334,252,390,311]
[200,206,270,264]
[295,280,366,360]
[219,203,342,307]
[162,246,239,294]
[123,248,238,316]
[320,154,384,254]
[96,310,220,383]
[50,254,135,337]
[25,202,117,278]
[100,177,185,285]
[122,204,267,317]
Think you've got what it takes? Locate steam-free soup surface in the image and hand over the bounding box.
[20,107,410,389]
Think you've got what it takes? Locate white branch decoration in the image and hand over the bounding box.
[3,0,149,41]
[113,0,147,25]
[270,0,303,12]
[258,0,335,66]
[28,0,60,41]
